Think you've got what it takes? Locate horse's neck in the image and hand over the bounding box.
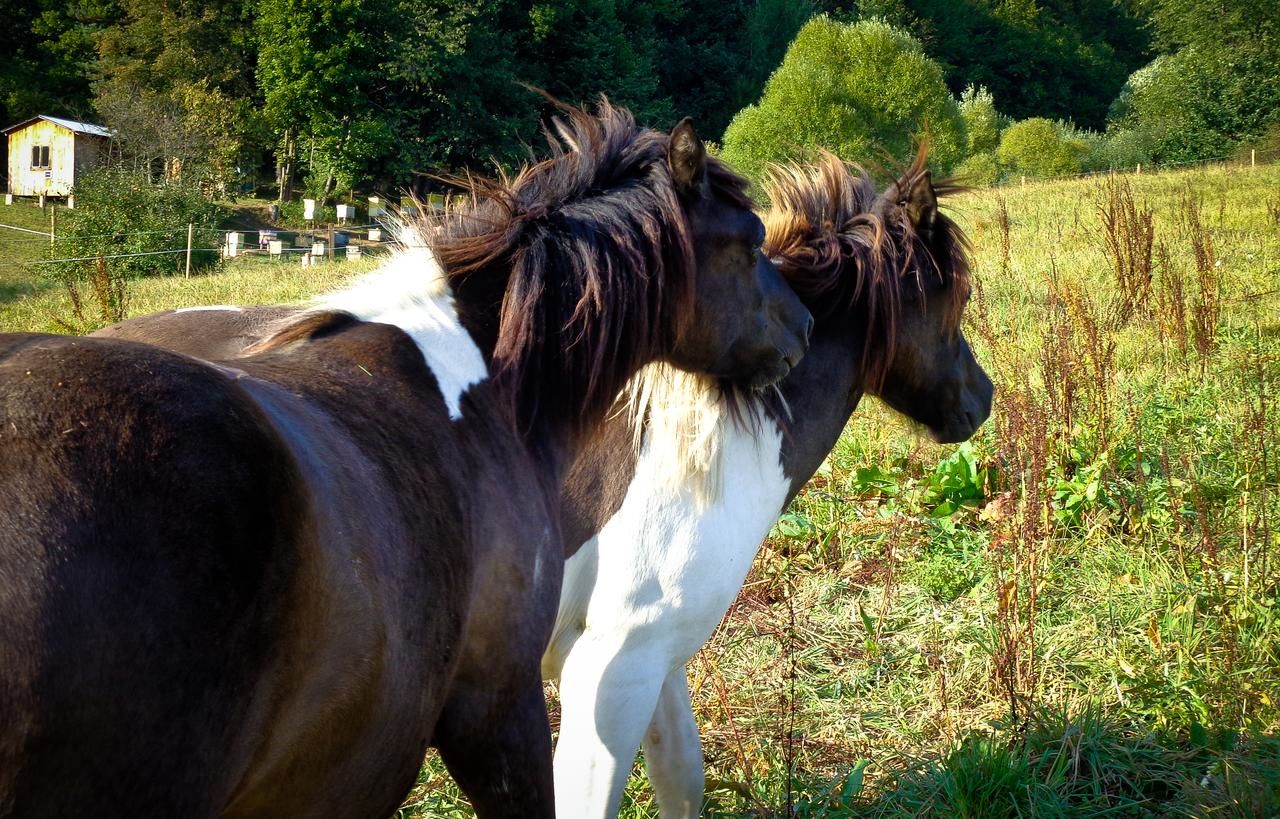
[774,326,865,503]
[621,325,864,509]
[318,250,591,484]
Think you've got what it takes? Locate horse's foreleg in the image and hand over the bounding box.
[641,667,703,818]
[553,634,667,818]
[434,673,555,819]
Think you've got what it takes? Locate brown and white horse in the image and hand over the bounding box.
[0,101,811,818]
[545,148,993,816]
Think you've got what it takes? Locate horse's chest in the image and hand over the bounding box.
[582,419,790,644]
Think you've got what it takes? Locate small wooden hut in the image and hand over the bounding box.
[3,115,111,197]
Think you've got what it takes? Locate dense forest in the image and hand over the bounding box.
[3,0,1276,199]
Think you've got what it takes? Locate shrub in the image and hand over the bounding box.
[1109,49,1280,163]
[46,168,226,280]
[953,152,1000,186]
[1078,129,1152,172]
[1235,119,1280,161]
[41,167,226,323]
[720,16,964,183]
[996,118,1083,179]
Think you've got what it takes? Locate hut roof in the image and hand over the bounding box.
[3,115,112,138]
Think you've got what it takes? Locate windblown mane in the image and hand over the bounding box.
[424,97,753,439]
[762,144,971,391]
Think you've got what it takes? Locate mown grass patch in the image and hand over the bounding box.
[0,252,370,334]
[0,201,57,302]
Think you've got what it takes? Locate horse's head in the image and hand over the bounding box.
[764,149,992,443]
[430,99,811,440]
[870,160,991,442]
[663,119,812,391]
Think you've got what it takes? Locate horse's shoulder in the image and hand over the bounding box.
[245,313,430,380]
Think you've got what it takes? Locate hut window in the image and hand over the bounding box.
[31,146,50,169]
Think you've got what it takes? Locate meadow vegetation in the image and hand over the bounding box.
[404,161,1280,816]
[1,160,1277,816]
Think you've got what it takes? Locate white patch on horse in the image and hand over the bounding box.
[174,305,244,313]
[622,363,731,506]
[547,403,792,816]
[317,234,486,421]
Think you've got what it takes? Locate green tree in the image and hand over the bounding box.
[720,16,964,183]
[1107,0,1280,162]
[91,0,257,186]
[648,0,816,138]
[952,151,999,185]
[878,0,1152,129]
[256,0,405,201]
[0,0,117,125]
[380,0,538,177]
[958,84,1000,156]
[521,0,675,126]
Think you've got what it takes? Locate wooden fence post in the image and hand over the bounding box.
[1252,149,1256,168]
[185,223,194,277]
[1136,163,1142,175]
[328,225,334,263]
[50,205,55,246]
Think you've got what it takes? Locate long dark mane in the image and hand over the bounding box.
[426,98,752,439]
[762,143,971,391]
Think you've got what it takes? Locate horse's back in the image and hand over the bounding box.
[0,333,308,816]
[93,304,302,360]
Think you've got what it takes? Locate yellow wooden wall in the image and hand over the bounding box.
[7,121,78,196]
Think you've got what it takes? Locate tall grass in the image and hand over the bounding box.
[676,163,1280,817]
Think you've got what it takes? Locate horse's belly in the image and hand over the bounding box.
[223,712,432,819]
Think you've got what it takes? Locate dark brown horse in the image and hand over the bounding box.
[0,101,811,818]
[544,146,993,816]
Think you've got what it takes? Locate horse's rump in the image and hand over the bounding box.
[0,334,310,813]
[0,330,471,817]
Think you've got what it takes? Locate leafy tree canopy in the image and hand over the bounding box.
[1108,0,1280,161]
[867,0,1152,130]
[0,0,116,125]
[720,16,964,183]
[959,84,1001,155]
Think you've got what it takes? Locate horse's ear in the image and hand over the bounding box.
[902,170,938,242]
[668,117,707,196]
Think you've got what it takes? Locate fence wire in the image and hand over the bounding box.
[981,146,1280,188]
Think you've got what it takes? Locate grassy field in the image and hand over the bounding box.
[0,243,368,333]
[2,163,1278,816]
[0,201,58,304]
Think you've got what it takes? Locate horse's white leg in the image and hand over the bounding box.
[642,666,703,818]
[554,633,667,819]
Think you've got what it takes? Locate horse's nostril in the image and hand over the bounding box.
[804,315,814,346]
